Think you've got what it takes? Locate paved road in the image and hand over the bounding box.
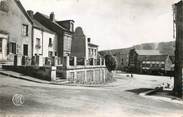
[0,73,182,117]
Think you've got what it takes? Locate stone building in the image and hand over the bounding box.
[128,49,174,75]
[27,10,58,66]
[0,0,33,65]
[34,12,74,63]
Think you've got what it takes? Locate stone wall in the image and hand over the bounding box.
[57,56,109,84]
[2,65,56,81]
[63,67,108,84]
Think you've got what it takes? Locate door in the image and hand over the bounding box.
[23,44,28,56]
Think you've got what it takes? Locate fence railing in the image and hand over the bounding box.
[64,56,105,67]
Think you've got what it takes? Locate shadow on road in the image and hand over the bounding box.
[126,88,153,94]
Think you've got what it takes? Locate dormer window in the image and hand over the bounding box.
[0,0,8,12]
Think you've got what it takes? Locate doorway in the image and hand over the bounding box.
[23,44,28,56]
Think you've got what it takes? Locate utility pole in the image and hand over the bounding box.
[173,1,183,98]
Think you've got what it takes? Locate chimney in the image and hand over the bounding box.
[27,10,34,18]
[88,38,91,43]
[50,12,55,21]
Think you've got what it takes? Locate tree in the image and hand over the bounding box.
[105,55,117,72]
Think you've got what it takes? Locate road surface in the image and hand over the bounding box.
[0,73,182,117]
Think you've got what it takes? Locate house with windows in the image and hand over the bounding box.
[34,12,74,64]
[0,0,32,65]
[27,10,58,66]
[71,27,98,65]
[128,49,174,75]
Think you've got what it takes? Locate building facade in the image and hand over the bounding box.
[27,10,58,66]
[128,49,174,75]
[34,12,74,63]
[71,27,98,65]
[0,0,32,65]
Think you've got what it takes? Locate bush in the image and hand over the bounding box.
[105,55,117,72]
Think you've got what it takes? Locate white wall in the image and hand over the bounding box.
[43,32,57,58]
[33,28,43,56]
[33,28,57,58]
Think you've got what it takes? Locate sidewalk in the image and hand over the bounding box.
[0,69,69,85]
[139,89,183,105]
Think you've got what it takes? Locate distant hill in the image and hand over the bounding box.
[99,41,175,56]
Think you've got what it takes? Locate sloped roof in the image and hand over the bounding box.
[88,43,98,47]
[135,50,161,56]
[169,56,175,64]
[14,0,33,24]
[32,18,54,34]
[36,12,67,31]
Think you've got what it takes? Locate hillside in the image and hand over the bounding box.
[99,41,175,56]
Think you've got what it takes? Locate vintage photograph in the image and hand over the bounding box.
[0,0,183,117]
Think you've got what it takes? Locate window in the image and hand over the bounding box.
[0,39,2,52]
[91,49,93,55]
[48,38,52,47]
[64,36,72,51]
[94,49,97,56]
[121,59,124,65]
[36,38,41,49]
[48,51,53,58]
[0,0,8,12]
[22,24,28,36]
[8,42,16,54]
[23,44,28,56]
[88,48,91,55]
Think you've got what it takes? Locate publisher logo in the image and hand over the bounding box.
[12,94,24,106]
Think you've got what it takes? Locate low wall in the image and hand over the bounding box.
[57,66,110,84]
[2,65,56,81]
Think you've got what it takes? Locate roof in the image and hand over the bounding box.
[32,18,54,34]
[169,56,175,63]
[88,43,98,47]
[135,50,161,56]
[14,0,33,24]
[35,12,68,31]
[57,20,75,23]
[142,55,168,61]
[175,0,183,6]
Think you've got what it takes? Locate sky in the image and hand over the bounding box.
[21,0,180,50]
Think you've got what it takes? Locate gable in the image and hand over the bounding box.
[14,0,32,24]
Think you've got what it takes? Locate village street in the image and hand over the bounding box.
[0,73,183,117]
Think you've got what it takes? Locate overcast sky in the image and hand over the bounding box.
[21,0,180,50]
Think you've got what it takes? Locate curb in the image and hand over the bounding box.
[0,71,68,85]
[0,71,114,88]
[139,89,183,105]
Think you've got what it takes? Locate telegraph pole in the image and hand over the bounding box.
[173,1,183,98]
